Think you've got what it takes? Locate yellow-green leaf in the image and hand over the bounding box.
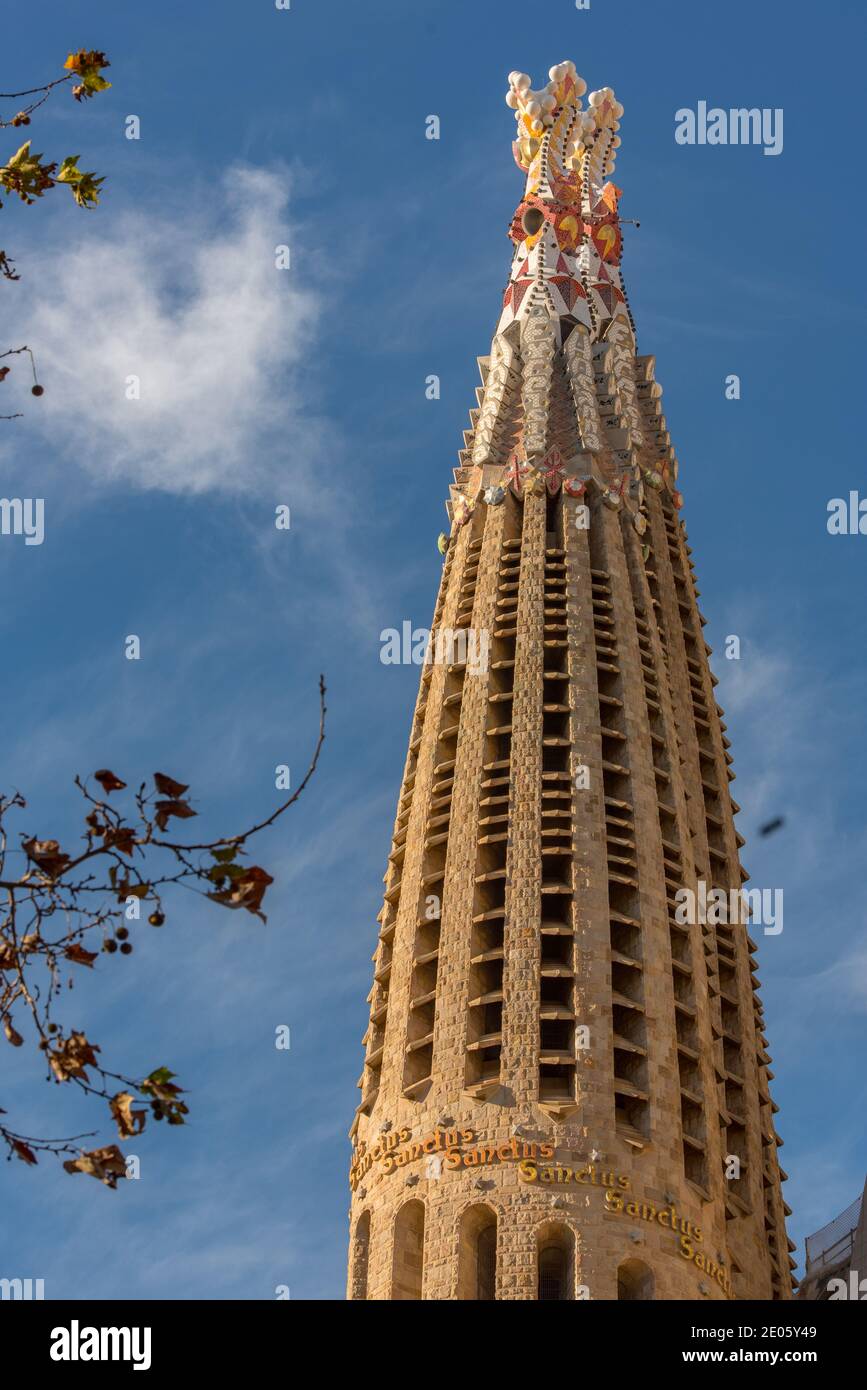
[56,155,105,208]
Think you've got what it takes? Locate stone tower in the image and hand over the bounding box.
[347,61,794,1302]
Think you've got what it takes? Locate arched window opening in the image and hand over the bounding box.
[350,1210,371,1301]
[617,1257,655,1301]
[536,1223,575,1301]
[457,1204,498,1299]
[392,1199,425,1300]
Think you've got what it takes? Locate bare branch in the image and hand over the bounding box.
[0,678,327,1184]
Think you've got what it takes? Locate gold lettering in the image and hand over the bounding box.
[518,1159,538,1183]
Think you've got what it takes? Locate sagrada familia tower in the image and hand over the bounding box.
[347,62,794,1300]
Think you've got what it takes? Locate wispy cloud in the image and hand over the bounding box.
[4,166,331,497]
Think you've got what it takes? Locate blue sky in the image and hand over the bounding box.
[1,0,865,1298]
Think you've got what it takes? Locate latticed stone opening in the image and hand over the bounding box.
[538,495,577,1106]
[589,498,650,1140]
[465,496,523,1097]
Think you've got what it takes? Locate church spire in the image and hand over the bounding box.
[348,62,792,1303]
[463,61,648,504]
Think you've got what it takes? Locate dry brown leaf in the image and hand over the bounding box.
[93,769,127,794]
[103,825,137,857]
[110,1091,146,1138]
[153,772,189,799]
[49,1031,100,1082]
[22,837,70,878]
[207,864,274,921]
[154,799,197,831]
[3,1017,24,1047]
[64,943,98,968]
[63,1144,127,1187]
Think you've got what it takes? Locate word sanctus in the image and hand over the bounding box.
[350,1126,556,1190]
[604,1188,732,1296]
[519,1160,731,1296]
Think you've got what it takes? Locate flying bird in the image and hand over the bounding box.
[759,817,785,837]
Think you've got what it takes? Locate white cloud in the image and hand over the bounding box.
[812,945,867,1013]
[5,165,331,496]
